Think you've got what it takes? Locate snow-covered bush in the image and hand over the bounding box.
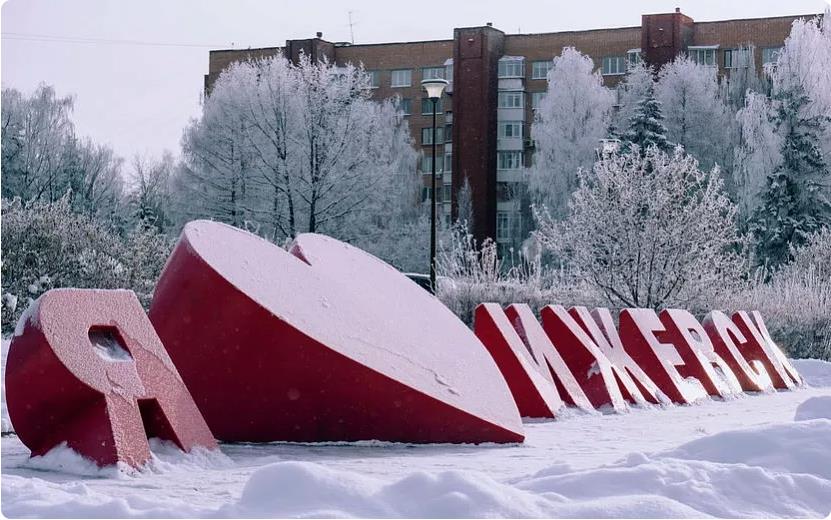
[732,227,831,360]
[436,223,600,325]
[534,146,748,312]
[1,196,172,332]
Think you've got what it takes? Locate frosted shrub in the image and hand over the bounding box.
[436,223,600,325]
[535,146,748,312]
[733,228,831,360]
[1,197,172,332]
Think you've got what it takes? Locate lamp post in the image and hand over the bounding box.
[421,78,449,295]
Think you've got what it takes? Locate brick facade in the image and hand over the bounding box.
[204,9,814,248]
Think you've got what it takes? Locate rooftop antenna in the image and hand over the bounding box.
[348,11,355,43]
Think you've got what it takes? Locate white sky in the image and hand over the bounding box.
[1,0,828,162]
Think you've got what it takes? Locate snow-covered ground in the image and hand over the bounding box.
[2,341,831,517]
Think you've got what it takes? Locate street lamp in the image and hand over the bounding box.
[421,77,449,295]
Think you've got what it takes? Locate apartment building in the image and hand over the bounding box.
[204,8,812,252]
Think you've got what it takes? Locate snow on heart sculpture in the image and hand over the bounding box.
[4,219,805,469]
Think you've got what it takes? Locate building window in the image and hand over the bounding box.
[421,126,445,145]
[366,70,380,88]
[627,49,641,66]
[443,185,452,203]
[602,56,626,75]
[496,212,511,241]
[498,121,522,139]
[422,155,443,173]
[421,187,431,202]
[498,59,524,78]
[497,151,522,170]
[444,124,452,142]
[391,69,412,87]
[422,67,446,80]
[421,97,443,114]
[762,46,782,65]
[724,48,751,69]
[498,91,524,108]
[531,60,552,80]
[444,153,452,172]
[395,98,411,115]
[688,47,717,66]
[531,91,545,110]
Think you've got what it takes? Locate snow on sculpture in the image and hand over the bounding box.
[702,310,774,392]
[474,303,565,418]
[618,308,708,404]
[540,305,628,412]
[5,289,217,468]
[149,220,524,444]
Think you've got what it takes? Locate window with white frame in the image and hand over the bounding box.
[688,47,717,66]
[531,60,552,80]
[724,48,751,69]
[602,56,626,75]
[497,151,522,170]
[498,91,524,108]
[496,211,511,240]
[422,66,446,80]
[531,91,545,110]
[444,153,452,172]
[498,121,522,139]
[421,97,443,114]
[391,69,412,87]
[365,70,380,88]
[627,49,641,66]
[498,59,524,78]
[421,126,445,145]
[762,46,782,65]
[444,124,452,142]
[421,154,443,173]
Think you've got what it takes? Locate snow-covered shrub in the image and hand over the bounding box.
[1,197,173,332]
[732,228,831,360]
[534,146,748,312]
[436,223,601,325]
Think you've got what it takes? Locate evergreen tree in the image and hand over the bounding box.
[753,85,831,267]
[620,85,672,154]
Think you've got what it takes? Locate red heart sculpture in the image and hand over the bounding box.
[149,220,524,443]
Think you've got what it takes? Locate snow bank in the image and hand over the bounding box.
[792,358,831,387]
[219,418,831,518]
[795,396,831,421]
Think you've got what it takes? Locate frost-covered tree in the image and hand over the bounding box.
[656,56,733,172]
[534,146,746,310]
[613,61,654,136]
[1,85,125,216]
[619,84,672,154]
[179,54,418,249]
[753,85,831,268]
[529,47,614,217]
[733,92,781,219]
[724,45,764,110]
[128,152,176,233]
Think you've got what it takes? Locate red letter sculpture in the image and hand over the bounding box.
[702,310,774,392]
[731,311,802,389]
[571,307,667,405]
[150,220,524,443]
[474,304,565,418]
[658,309,743,398]
[618,308,708,404]
[540,305,628,412]
[5,289,217,468]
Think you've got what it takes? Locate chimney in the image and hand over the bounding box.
[486,22,492,27]
[316,31,323,38]
[675,7,680,13]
